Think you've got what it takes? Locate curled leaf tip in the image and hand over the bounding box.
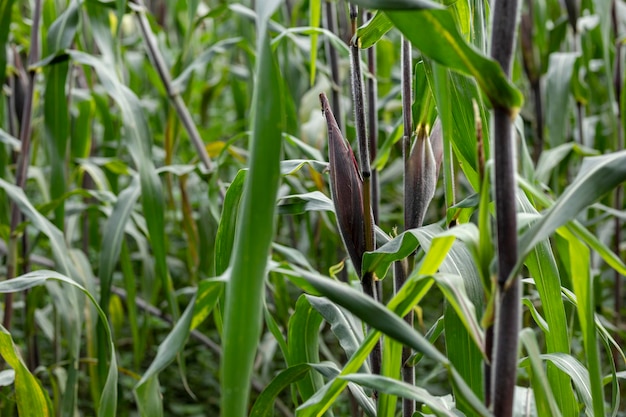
[319,92,329,113]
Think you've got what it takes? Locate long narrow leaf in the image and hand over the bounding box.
[220,1,285,414]
[516,150,626,281]
[0,326,50,417]
[341,374,456,417]
[0,271,118,417]
[560,229,605,415]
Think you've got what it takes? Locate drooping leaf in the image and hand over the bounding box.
[516,150,626,281]
[45,0,80,55]
[341,374,457,417]
[352,3,524,110]
[0,326,51,417]
[278,191,334,215]
[291,261,491,416]
[306,295,367,371]
[541,353,595,417]
[68,50,178,323]
[250,364,312,417]
[0,271,118,417]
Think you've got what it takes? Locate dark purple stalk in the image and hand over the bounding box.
[490,0,521,415]
[364,9,382,377]
[399,36,415,417]
[349,3,375,293]
[365,11,379,224]
[325,0,343,133]
[349,2,379,380]
[3,0,42,331]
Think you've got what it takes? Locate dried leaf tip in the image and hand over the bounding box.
[320,93,331,117]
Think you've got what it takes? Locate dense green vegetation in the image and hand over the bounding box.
[1,0,626,416]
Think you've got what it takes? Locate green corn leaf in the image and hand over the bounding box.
[560,229,604,416]
[0,271,118,417]
[437,273,484,356]
[280,159,328,175]
[250,364,312,417]
[519,328,563,417]
[341,374,457,417]
[264,303,290,362]
[541,353,595,417]
[0,179,81,280]
[309,0,320,85]
[291,234,454,416]
[0,0,15,88]
[191,278,225,330]
[292,246,491,416]
[362,223,480,280]
[308,363,375,416]
[518,177,626,277]
[378,332,402,417]
[518,193,577,415]
[425,61,481,190]
[0,129,21,151]
[68,50,178,322]
[70,95,95,159]
[45,0,80,55]
[278,191,334,215]
[306,295,367,371]
[220,0,285,414]
[516,150,626,282]
[214,169,246,276]
[534,142,599,184]
[545,53,578,147]
[420,224,485,409]
[288,295,325,402]
[356,11,393,49]
[0,326,51,417]
[98,176,141,312]
[350,1,523,110]
[171,37,243,91]
[350,0,441,8]
[134,294,197,417]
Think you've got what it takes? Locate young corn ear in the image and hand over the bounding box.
[320,92,366,276]
[406,120,443,228]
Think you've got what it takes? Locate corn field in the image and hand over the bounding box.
[1,0,626,416]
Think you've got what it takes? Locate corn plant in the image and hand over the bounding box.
[1,0,626,416]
